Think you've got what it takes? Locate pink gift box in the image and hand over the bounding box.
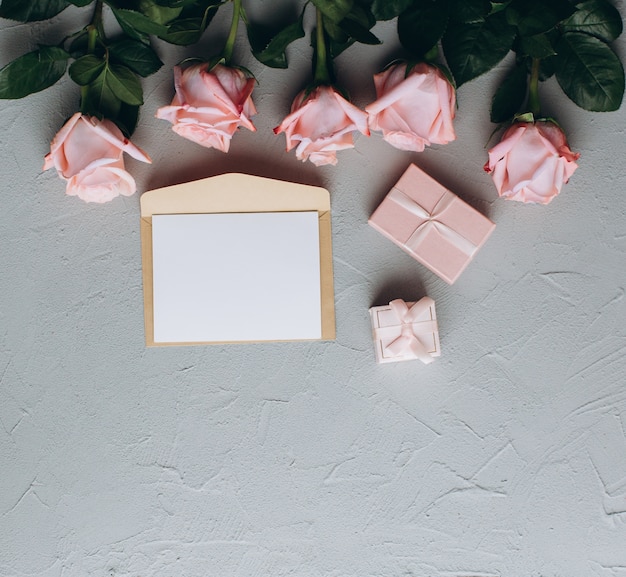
[370,297,440,364]
[369,164,496,284]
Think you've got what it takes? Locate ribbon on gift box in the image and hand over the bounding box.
[389,188,478,257]
[374,298,437,364]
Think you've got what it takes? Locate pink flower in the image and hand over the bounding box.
[274,85,369,166]
[484,121,580,204]
[365,62,456,152]
[156,63,256,152]
[43,113,151,204]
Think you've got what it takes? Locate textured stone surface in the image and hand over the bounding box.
[1,3,626,577]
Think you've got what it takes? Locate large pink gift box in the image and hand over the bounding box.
[370,297,440,364]
[369,164,496,284]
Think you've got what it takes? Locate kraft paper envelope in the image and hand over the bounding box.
[140,173,335,346]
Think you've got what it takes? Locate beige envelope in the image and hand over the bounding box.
[140,173,335,346]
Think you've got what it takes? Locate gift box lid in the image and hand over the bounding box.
[369,164,495,284]
[369,297,440,364]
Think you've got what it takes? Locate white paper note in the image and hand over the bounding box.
[151,211,322,343]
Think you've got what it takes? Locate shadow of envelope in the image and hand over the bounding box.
[140,173,335,346]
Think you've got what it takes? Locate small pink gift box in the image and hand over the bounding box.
[369,164,496,284]
[370,297,440,364]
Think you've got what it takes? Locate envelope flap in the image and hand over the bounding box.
[141,173,330,217]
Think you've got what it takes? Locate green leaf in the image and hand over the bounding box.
[325,17,353,57]
[193,0,221,32]
[116,103,140,137]
[0,0,70,21]
[442,11,516,86]
[491,63,528,122]
[108,39,163,77]
[514,111,535,123]
[555,31,625,111]
[67,0,92,6]
[160,18,204,45]
[139,0,182,24]
[111,8,169,39]
[106,64,143,105]
[325,16,349,43]
[345,2,377,30]
[82,70,121,119]
[398,0,449,58]
[561,0,623,42]
[327,18,362,58]
[152,0,199,6]
[537,55,557,80]
[339,19,380,45]
[69,55,105,85]
[0,46,69,99]
[311,0,354,23]
[247,14,305,69]
[152,0,221,44]
[69,30,89,58]
[449,0,490,23]
[517,33,557,58]
[370,0,412,20]
[505,0,575,36]
[489,1,511,15]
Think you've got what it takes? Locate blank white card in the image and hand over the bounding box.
[151,211,321,343]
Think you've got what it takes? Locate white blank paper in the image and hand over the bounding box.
[151,211,322,343]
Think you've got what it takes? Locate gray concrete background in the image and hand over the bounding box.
[1,2,626,576]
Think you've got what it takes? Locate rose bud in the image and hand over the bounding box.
[484,120,580,204]
[156,63,256,152]
[274,85,369,166]
[365,61,456,152]
[43,112,151,204]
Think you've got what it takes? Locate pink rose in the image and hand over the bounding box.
[484,121,580,204]
[156,63,256,152]
[273,85,369,166]
[43,113,151,204]
[365,62,456,152]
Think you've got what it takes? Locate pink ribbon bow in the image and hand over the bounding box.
[389,188,477,257]
[375,298,437,364]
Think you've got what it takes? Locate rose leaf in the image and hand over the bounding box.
[69,55,106,86]
[560,0,623,42]
[505,0,576,37]
[310,0,354,23]
[370,0,413,21]
[491,63,528,123]
[398,0,450,59]
[108,39,163,77]
[247,13,305,69]
[83,70,122,119]
[442,11,516,86]
[0,47,69,99]
[160,18,204,45]
[555,31,625,111]
[106,64,144,106]
[111,8,169,41]
[516,33,557,58]
[0,0,70,21]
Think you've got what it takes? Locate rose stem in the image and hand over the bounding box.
[222,0,242,64]
[80,0,102,114]
[313,8,331,85]
[528,57,541,118]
